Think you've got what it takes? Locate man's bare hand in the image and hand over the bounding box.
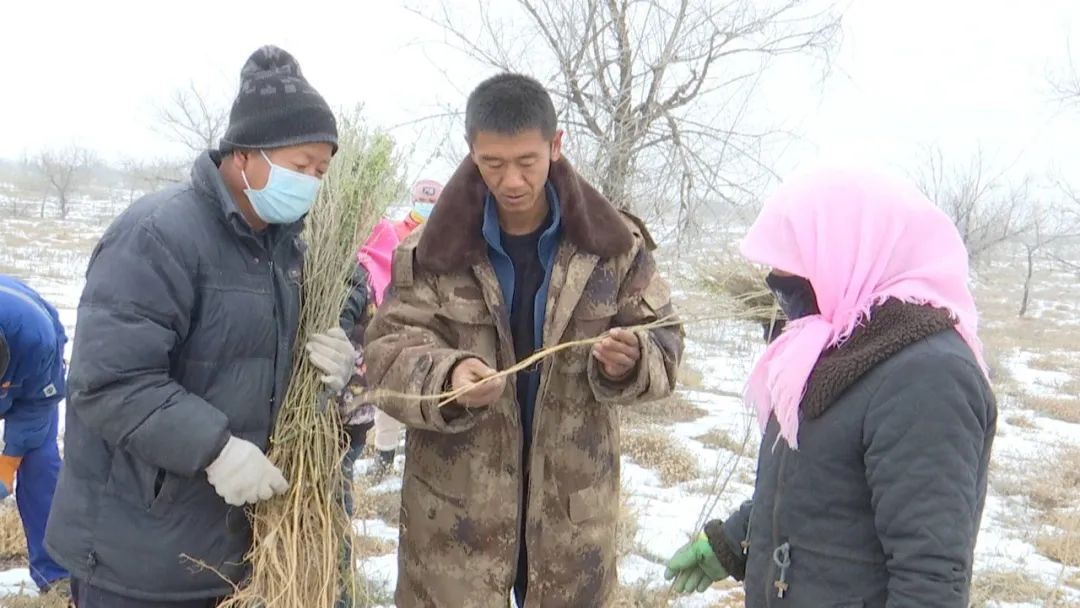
[592,328,641,380]
[450,358,506,407]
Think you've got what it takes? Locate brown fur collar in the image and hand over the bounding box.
[803,299,957,419]
[415,156,634,273]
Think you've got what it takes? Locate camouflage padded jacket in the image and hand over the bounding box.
[365,156,684,607]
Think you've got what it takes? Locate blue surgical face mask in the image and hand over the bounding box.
[242,150,321,224]
[412,202,435,220]
[766,272,820,320]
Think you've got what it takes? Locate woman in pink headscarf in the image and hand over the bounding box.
[664,168,997,607]
[335,179,443,492]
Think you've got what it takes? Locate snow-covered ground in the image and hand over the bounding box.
[1,204,1078,607]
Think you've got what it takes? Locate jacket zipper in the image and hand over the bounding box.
[517,356,553,602]
[249,231,279,416]
[742,504,754,555]
[512,373,526,602]
[267,233,297,422]
[269,256,278,413]
[491,306,525,598]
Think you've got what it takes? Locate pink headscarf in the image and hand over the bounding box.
[358,215,430,305]
[357,219,402,306]
[741,168,988,449]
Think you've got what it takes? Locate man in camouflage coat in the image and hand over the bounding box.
[365,73,683,607]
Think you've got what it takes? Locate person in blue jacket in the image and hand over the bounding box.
[0,274,70,594]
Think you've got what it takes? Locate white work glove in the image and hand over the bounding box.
[205,436,289,507]
[306,327,357,392]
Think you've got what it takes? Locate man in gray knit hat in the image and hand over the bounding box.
[45,45,357,607]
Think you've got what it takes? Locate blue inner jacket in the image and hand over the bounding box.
[480,183,562,446]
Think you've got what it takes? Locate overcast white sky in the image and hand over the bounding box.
[3,0,1080,187]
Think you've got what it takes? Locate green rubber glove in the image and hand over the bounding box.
[663,532,728,593]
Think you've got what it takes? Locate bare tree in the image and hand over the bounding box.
[1017,203,1079,317]
[0,182,16,216]
[1046,39,1080,275]
[912,147,1033,264]
[119,158,147,205]
[35,146,94,219]
[157,81,229,155]
[1049,37,1080,109]
[2,159,43,217]
[1045,179,1080,274]
[16,155,50,218]
[411,0,841,239]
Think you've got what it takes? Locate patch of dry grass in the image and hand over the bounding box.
[985,322,1080,358]
[0,504,27,566]
[1037,529,1080,568]
[1063,377,1080,396]
[678,366,706,390]
[706,584,745,607]
[351,477,402,527]
[369,490,402,527]
[2,593,71,608]
[1027,448,1080,512]
[968,569,1058,608]
[350,535,396,560]
[1036,511,1080,568]
[1068,570,1080,589]
[611,580,742,608]
[623,394,708,429]
[694,428,749,456]
[1006,414,1037,429]
[611,582,671,607]
[623,430,701,486]
[982,344,1015,387]
[1027,396,1080,424]
[1004,443,1080,579]
[617,487,640,559]
[1029,353,1072,372]
[342,569,394,608]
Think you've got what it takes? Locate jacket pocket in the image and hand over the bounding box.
[148,468,178,515]
[106,451,176,514]
[570,301,617,328]
[437,300,498,364]
[412,470,468,509]
[437,300,495,326]
[788,537,885,565]
[560,304,619,374]
[402,470,471,555]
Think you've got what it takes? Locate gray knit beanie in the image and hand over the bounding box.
[219,45,338,154]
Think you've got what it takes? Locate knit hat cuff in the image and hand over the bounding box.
[221,131,339,155]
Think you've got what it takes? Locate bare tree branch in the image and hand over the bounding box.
[1049,35,1080,107]
[417,0,841,243]
[912,146,1035,264]
[156,81,229,155]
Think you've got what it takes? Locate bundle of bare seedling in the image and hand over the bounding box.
[218,114,403,608]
